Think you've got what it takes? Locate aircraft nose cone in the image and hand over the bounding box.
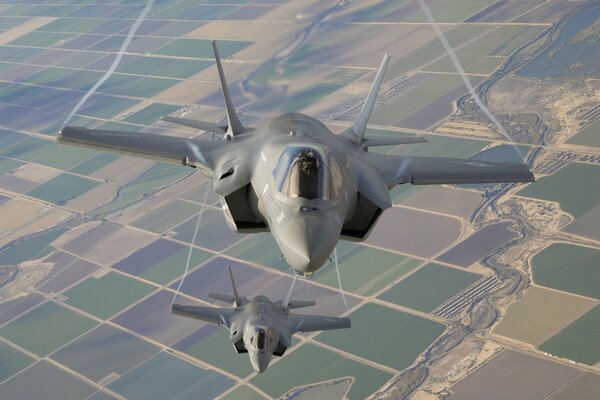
[251,352,272,373]
[279,215,338,273]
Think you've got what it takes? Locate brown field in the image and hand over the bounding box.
[550,373,600,400]
[66,183,120,213]
[84,227,154,266]
[449,350,580,400]
[493,286,598,346]
[0,17,55,45]
[403,186,482,220]
[0,198,71,248]
[12,163,60,184]
[90,157,155,184]
[366,206,462,258]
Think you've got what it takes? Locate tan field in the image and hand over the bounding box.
[493,286,598,346]
[0,17,55,45]
[435,121,499,139]
[84,226,154,266]
[114,171,206,225]
[449,350,580,400]
[90,157,155,184]
[66,183,121,214]
[404,186,482,220]
[12,163,60,184]
[0,198,72,248]
[550,373,600,400]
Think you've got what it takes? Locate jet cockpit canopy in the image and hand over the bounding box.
[273,146,342,200]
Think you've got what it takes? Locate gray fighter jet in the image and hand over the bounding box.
[171,265,350,372]
[58,41,534,274]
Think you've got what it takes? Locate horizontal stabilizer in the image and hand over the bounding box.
[161,116,227,134]
[363,135,427,147]
[286,300,316,309]
[208,293,236,304]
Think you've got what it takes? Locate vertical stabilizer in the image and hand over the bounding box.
[212,40,244,138]
[228,264,242,308]
[351,54,390,144]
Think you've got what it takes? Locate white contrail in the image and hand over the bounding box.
[415,0,523,158]
[61,0,156,130]
[172,179,212,306]
[334,247,349,311]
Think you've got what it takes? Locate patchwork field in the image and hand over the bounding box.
[378,263,481,313]
[493,286,597,346]
[366,207,463,258]
[63,271,156,319]
[0,302,97,356]
[448,350,580,400]
[250,343,393,400]
[316,303,446,371]
[539,305,600,366]
[1,0,596,398]
[531,243,600,299]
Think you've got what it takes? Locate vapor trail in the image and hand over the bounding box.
[415,0,523,158]
[172,180,212,306]
[61,0,156,130]
[334,247,349,311]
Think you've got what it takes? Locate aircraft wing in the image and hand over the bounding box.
[371,154,535,186]
[58,126,225,173]
[171,303,236,326]
[288,314,351,333]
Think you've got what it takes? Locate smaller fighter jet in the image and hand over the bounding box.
[171,266,350,373]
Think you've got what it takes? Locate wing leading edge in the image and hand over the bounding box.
[372,154,535,186]
[288,314,351,333]
[57,126,223,173]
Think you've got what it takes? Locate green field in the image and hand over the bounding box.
[64,272,156,319]
[79,96,140,119]
[50,324,159,383]
[154,39,251,59]
[539,305,600,365]
[317,303,445,371]
[69,152,119,175]
[22,67,73,86]
[220,386,265,400]
[0,157,22,175]
[108,352,234,400]
[371,74,464,126]
[124,103,182,126]
[407,0,495,23]
[390,184,427,204]
[531,243,600,299]
[517,162,600,217]
[31,146,98,171]
[0,136,55,161]
[139,246,212,285]
[0,302,97,356]
[313,242,421,296]
[566,120,600,148]
[379,263,481,313]
[130,199,203,233]
[27,173,99,205]
[0,342,35,382]
[225,233,287,271]
[393,133,488,159]
[0,131,25,150]
[92,163,193,216]
[0,227,67,266]
[250,343,392,400]
[427,25,545,74]
[180,327,254,378]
